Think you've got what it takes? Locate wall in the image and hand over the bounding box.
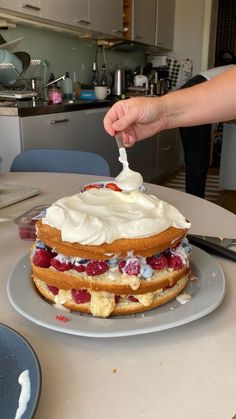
[0,25,146,87]
[172,0,206,75]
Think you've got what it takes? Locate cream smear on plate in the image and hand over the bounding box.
[15,369,31,419]
[115,147,143,192]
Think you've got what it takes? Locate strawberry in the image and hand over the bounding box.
[128,295,139,303]
[167,254,183,270]
[32,248,54,268]
[72,289,91,304]
[73,264,86,273]
[50,258,72,271]
[85,260,109,276]
[48,285,59,295]
[147,255,167,270]
[115,295,121,304]
[84,183,100,191]
[119,258,140,276]
[105,183,122,192]
[56,315,69,323]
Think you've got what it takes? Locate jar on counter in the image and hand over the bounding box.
[48,86,62,104]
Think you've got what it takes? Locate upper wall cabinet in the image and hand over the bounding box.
[41,0,90,30]
[155,0,175,50]
[132,0,156,46]
[0,0,41,17]
[89,0,124,38]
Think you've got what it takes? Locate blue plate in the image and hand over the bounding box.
[0,323,41,418]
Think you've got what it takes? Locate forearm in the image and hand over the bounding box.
[160,66,236,129]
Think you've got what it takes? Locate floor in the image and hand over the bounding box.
[153,168,236,215]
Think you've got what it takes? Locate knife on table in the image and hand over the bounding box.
[187,234,236,262]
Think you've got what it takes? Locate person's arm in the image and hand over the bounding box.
[104,66,236,146]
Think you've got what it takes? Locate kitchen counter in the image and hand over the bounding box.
[1,172,236,419]
[0,97,114,117]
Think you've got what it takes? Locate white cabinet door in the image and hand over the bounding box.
[0,0,41,17]
[20,111,85,150]
[41,0,90,29]
[132,0,156,45]
[155,0,175,50]
[0,116,21,172]
[89,0,123,38]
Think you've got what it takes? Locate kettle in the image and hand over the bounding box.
[112,69,125,96]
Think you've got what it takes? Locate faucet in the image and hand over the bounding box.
[42,74,66,89]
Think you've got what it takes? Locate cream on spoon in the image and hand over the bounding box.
[115,136,143,192]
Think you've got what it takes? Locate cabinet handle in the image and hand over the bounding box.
[49,118,69,125]
[75,19,90,25]
[111,29,124,34]
[134,35,143,40]
[161,146,172,151]
[21,3,41,11]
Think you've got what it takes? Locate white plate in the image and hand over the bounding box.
[7,246,225,338]
[0,323,41,418]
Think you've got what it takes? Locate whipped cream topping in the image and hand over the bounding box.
[43,188,190,245]
[115,147,143,192]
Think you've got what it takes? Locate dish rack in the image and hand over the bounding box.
[0,59,41,89]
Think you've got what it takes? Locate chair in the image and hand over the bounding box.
[10,149,110,176]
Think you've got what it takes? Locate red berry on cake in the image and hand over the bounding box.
[167,254,183,270]
[72,289,91,304]
[32,248,54,268]
[85,260,109,276]
[147,255,168,270]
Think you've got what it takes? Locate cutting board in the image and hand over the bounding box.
[0,184,40,208]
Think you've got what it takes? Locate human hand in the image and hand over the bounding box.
[103,97,164,146]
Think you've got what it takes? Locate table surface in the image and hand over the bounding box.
[1,172,236,419]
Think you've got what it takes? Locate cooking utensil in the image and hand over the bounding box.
[115,135,124,149]
[188,234,236,261]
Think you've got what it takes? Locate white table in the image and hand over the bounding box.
[1,172,236,419]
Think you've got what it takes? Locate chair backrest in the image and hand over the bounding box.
[10,149,110,176]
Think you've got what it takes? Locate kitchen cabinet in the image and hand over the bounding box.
[155,129,180,180]
[0,0,41,17]
[219,123,236,190]
[89,0,123,38]
[155,0,175,50]
[132,0,156,45]
[41,0,90,30]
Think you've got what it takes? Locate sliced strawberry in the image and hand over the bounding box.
[167,254,183,270]
[50,258,72,271]
[105,183,122,192]
[72,289,91,304]
[56,315,69,323]
[115,295,121,304]
[48,285,59,295]
[85,260,109,276]
[84,183,100,191]
[147,255,167,270]
[128,295,139,303]
[32,248,54,268]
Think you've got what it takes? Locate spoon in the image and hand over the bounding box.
[115,135,143,192]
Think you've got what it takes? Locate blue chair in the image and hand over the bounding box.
[10,149,110,176]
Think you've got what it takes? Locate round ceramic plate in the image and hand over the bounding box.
[0,323,41,418]
[7,246,225,338]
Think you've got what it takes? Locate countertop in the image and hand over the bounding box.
[1,172,236,419]
[0,97,114,117]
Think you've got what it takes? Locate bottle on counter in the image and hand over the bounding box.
[47,73,62,105]
[99,63,108,86]
[91,62,99,87]
[63,72,73,100]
